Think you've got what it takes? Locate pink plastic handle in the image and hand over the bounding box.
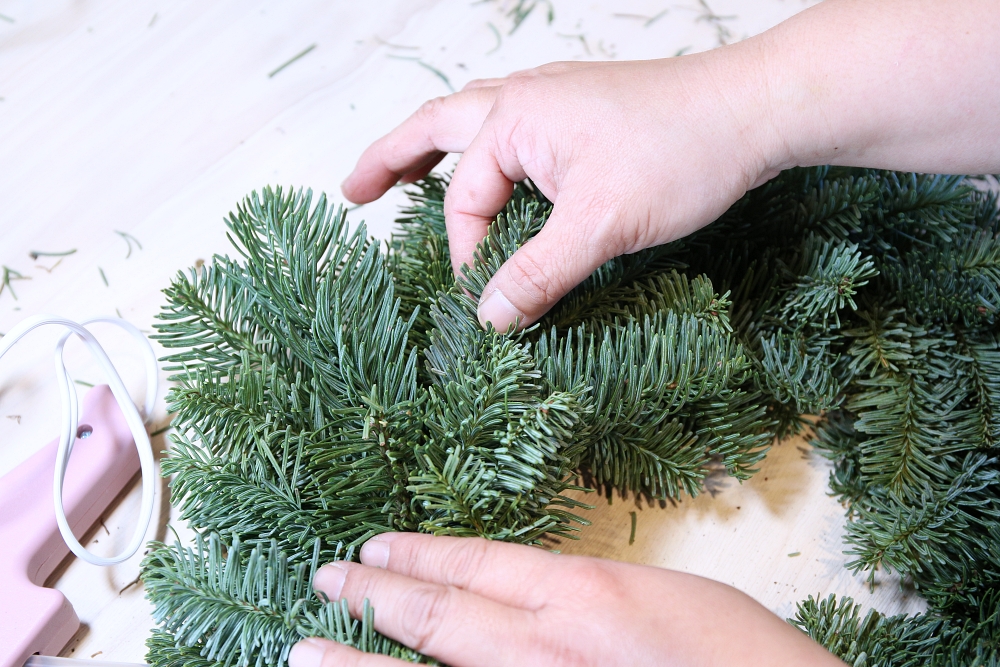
[0,385,140,667]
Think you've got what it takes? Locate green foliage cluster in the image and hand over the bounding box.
[143,167,1000,666]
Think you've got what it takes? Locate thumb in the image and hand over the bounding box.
[477,208,611,331]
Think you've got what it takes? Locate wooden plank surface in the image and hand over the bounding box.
[0,0,928,661]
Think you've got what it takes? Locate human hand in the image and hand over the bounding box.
[342,1,1000,334]
[341,48,784,332]
[288,533,843,667]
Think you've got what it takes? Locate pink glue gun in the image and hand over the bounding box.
[0,385,140,667]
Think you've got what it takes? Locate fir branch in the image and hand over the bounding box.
[843,453,999,584]
[811,411,869,509]
[760,331,843,415]
[692,387,774,479]
[791,592,1000,666]
[779,238,877,328]
[143,535,431,665]
[147,168,1000,666]
[850,369,950,494]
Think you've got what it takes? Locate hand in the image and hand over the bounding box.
[288,533,844,667]
[341,49,783,332]
[341,1,1000,334]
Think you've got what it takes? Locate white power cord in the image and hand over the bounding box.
[0,314,158,566]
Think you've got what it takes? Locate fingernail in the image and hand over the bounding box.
[313,563,347,600]
[478,288,523,331]
[289,638,326,667]
[360,536,390,569]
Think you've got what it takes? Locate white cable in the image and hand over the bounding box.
[0,314,158,566]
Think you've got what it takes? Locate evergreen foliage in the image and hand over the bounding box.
[144,168,1000,666]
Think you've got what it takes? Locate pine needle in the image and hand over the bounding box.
[613,9,668,27]
[556,33,591,56]
[114,230,143,258]
[387,55,454,92]
[486,22,502,54]
[1,266,29,300]
[29,249,76,260]
[268,44,317,78]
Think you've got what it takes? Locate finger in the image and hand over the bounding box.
[444,128,526,276]
[289,637,410,667]
[313,561,536,666]
[460,65,569,91]
[478,202,616,330]
[508,61,605,80]
[399,151,446,184]
[462,77,509,90]
[358,533,557,609]
[342,87,499,204]
[462,61,608,93]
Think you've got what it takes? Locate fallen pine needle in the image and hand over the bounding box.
[30,248,76,260]
[1,265,29,300]
[115,230,143,258]
[269,44,317,78]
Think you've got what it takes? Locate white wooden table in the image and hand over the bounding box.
[0,0,928,661]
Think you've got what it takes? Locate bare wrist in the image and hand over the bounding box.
[680,36,800,191]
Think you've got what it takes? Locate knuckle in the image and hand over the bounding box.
[506,249,561,306]
[563,560,627,603]
[440,538,491,587]
[416,96,448,123]
[542,643,595,667]
[497,76,533,103]
[441,187,468,217]
[527,618,595,667]
[398,585,454,652]
[597,215,642,257]
[506,66,537,80]
[535,61,571,76]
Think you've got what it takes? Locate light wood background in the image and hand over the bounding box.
[0,0,928,661]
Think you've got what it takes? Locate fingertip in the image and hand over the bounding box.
[477,216,610,331]
[340,174,363,203]
[341,169,391,205]
[314,562,348,600]
[360,536,391,569]
[477,287,524,332]
[289,637,328,667]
